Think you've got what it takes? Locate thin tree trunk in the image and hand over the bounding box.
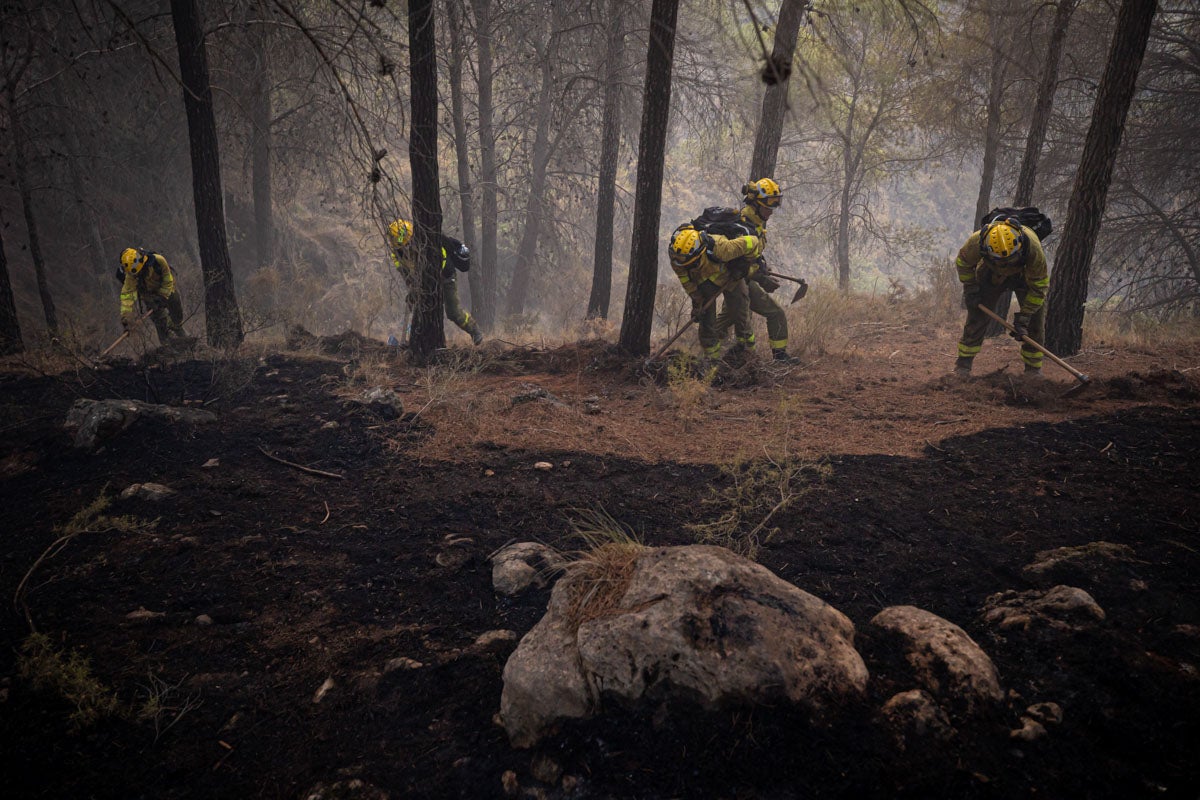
[0,225,23,354]
[408,0,446,363]
[1013,0,1078,206]
[447,0,480,318]
[836,176,852,291]
[586,0,625,321]
[749,0,805,180]
[618,0,679,355]
[9,95,56,334]
[51,79,108,285]
[973,10,1008,231]
[250,21,274,267]
[1046,0,1158,355]
[471,0,498,330]
[504,16,560,320]
[171,0,244,347]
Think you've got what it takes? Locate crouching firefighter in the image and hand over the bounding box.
[954,217,1049,375]
[668,225,764,360]
[388,219,483,345]
[118,248,185,343]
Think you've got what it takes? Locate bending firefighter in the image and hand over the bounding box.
[714,178,796,363]
[388,219,483,345]
[669,226,763,359]
[954,217,1049,375]
[119,248,185,343]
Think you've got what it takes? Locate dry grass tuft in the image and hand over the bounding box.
[666,354,717,430]
[561,508,646,629]
[18,633,119,729]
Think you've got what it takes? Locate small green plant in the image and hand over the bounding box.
[666,354,717,431]
[18,633,119,729]
[688,454,831,560]
[562,507,646,629]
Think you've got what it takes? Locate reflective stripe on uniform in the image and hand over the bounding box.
[957,342,982,358]
[1025,276,1049,307]
[120,291,136,315]
[769,338,787,350]
[955,257,975,283]
[704,343,721,357]
[737,333,755,345]
[1020,348,1043,368]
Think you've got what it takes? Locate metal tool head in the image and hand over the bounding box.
[1060,374,1092,398]
[790,280,809,304]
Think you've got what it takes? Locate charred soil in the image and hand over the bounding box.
[1,326,1198,799]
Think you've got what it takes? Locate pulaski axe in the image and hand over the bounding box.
[761,270,809,304]
[98,308,156,359]
[976,304,1092,397]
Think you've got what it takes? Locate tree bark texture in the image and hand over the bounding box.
[408,0,446,363]
[1013,0,1078,206]
[973,9,1008,231]
[470,0,498,331]
[0,226,23,354]
[749,0,805,180]
[9,95,57,334]
[504,15,560,320]
[171,0,244,348]
[447,0,480,320]
[618,0,679,355]
[251,21,274,268]
[586,0,626,321]
[1046,0,1157,355]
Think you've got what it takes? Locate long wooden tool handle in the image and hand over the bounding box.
[761,269,806,285]
[976,304,1089,383]
[649,291,722,362]
[99,308,155,358]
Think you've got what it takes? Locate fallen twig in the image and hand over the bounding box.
[257,445,344,480]
[320,501,331,524]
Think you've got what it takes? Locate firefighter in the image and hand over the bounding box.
[669,226,763,360]
[388,219,483,345]
[954,217,1049,375]
[118,248,185,343]
[714,178,796,363]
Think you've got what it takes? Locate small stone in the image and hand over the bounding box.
[484,469,496,477]
[1010,717,1047,741]
[0,687,8,703]
[1129,579,1148,592]
[384,657,424,673]
[533,462,553,471]
[501,770,520,797]
[1026,702,1063,725]
[202,458,220,469]
[322,421,340,430]
[561,775,580,792]
[126,607,166,621]
[195,614,214,626]
[313,677,336,704]
[120,482,177,502]
[474,629,518,654]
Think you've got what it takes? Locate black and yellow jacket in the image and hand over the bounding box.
[119,254,176,324]
[671,234,763,300]
[955,226,1049,315]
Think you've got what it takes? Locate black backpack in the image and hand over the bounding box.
[980,207,1053,242]
[687,206,755,239]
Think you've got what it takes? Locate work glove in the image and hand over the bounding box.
[699,232,716,258]
[690,300,705,323]
[962,284,981,311]
[1011,312,1032,340]
[754,272,781,293]
[121,315,133,331]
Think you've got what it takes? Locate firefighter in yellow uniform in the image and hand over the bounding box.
[715,178,796,363]
[669,226,763,359]
[389,219,483,345]
[954,218,1049,375]
[119,248,185,342]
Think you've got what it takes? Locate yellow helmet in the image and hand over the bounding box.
[980,220,1024,263]
[743,178,782,208]
[388,219,413,247]
[669,227,705,266]
[121,247,146,274]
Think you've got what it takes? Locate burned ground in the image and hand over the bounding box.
[1,328,1198,799]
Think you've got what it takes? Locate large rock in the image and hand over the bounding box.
[490,542,566,596]
[343,387,404,420]
[1021,542,1138,591]
[981,585,1106,634]
[879,689,954,750]
[64,399,216,450]
[500,545,869,748]
[870,606,1002,716]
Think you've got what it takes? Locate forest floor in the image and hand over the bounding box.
[1,310,1199,799]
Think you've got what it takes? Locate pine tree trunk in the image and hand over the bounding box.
[471,0,498,331]
[251,21,274,268]
[504,17,559,320]
[171,0,244,348]
[975,11,1010,336]
[407,0,446,363]
[1046,0,1158,355]
[9,95,57,335]
[1013,0,1078,206]
[0,226,23,355]
[618,0,679,355]
[447,0,480,322]
[748,0,805,180]
[586,0,625,321]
